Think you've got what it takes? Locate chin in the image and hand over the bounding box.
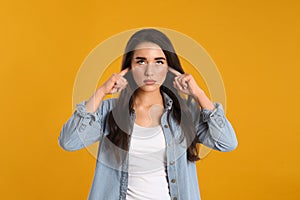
[138,84,161,92]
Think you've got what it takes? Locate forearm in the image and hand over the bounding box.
[58,97,103,151]
[193,89,215,111]
[85,88,106,113]
[193,100,238,152]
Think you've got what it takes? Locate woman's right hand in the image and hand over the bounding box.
[99,68,129,95]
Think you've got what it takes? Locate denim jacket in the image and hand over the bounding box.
[58,92,238,200]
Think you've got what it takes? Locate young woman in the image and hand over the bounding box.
[58,28,238,200]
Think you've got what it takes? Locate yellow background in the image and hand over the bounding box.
[1,0,299,199]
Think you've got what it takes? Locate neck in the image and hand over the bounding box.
[134,89,163,108]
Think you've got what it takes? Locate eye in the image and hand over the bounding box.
[156,60,164,65]
[137,60,146,65]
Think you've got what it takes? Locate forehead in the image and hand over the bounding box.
[133,42,165,57]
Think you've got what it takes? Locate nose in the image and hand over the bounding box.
[144,63,154,76]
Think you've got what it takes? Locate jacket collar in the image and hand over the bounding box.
[161,91,173,110]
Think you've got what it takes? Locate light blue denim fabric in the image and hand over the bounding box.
[58,92,238,200]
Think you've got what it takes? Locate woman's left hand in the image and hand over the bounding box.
[168,67,202,98]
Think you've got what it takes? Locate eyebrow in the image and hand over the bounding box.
[134,57,166,60]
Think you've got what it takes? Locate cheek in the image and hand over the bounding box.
[155,66,168,82]
[131,68,145,83]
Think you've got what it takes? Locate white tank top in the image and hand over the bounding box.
[126,123,171,200]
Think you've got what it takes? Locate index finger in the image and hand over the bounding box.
[168,67,182,76]
[119,67,129,76]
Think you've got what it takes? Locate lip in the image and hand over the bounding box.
[143,79,157,85]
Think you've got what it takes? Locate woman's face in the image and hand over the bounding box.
[131,42,168,92]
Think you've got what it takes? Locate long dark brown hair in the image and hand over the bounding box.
[106,28,200,162]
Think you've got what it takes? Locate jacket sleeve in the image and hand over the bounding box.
[58,100,108,151]
[190,101,238,152]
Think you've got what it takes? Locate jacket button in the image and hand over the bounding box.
[164,124,169,128]
[170,161,175,165]
[171,179,176,183]
[215,117,225,128]
[79,124,87,132]
[173,197,177,200]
